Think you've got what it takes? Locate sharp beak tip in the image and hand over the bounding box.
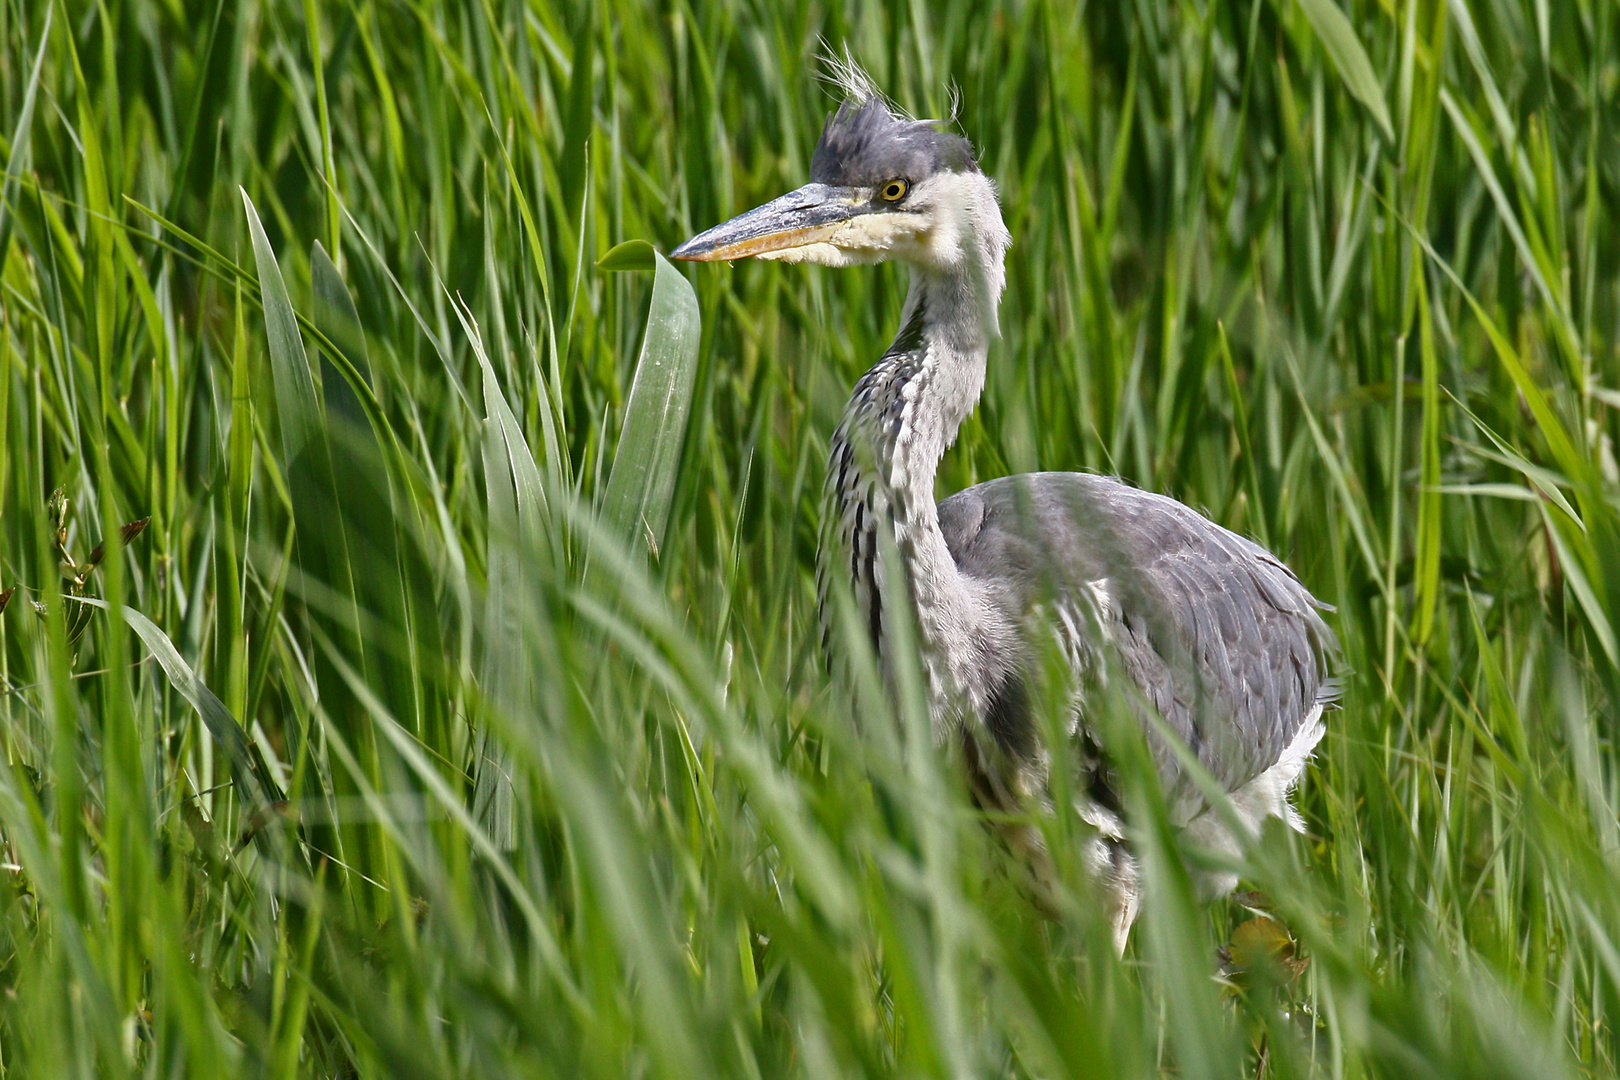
[669,238,720,262]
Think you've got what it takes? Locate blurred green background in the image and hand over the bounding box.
[1,0,1618,1075]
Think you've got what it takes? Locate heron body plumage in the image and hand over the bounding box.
[674,70,1337,947]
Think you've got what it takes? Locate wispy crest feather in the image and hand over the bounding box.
[817,45,908,118]
[817,44,964,128]
[944,79,963,125]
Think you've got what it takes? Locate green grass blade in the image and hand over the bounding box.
[0,5,52,269]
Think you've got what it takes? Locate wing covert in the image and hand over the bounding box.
[939,472,1336,809]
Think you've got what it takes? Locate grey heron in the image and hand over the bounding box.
[673,67,1337,948]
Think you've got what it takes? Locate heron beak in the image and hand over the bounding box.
[671,183,869,261]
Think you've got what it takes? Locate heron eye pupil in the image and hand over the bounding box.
[883,180,907,201]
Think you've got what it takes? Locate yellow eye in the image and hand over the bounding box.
[881,179,908,202]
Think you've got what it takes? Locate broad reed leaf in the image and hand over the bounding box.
[599,249,700,557]
[453,299,549,848]
[598,239,656,271]
[242,188,322,468]
[310,239,371,425]
[474,411,524,848]
[243,189,391,907]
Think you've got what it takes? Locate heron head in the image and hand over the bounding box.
[672,91,1009,275]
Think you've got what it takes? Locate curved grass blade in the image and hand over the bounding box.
[76,598,282,812]
[1295,0,1394,141]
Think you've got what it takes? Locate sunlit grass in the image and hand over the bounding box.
[1,0,1618,1076]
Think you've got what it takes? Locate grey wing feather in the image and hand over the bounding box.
[938,472,1337,802]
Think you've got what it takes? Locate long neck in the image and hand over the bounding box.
[870,265,994,507]
[825,249,1004,720]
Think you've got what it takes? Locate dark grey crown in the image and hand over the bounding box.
[809,98,977,188]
